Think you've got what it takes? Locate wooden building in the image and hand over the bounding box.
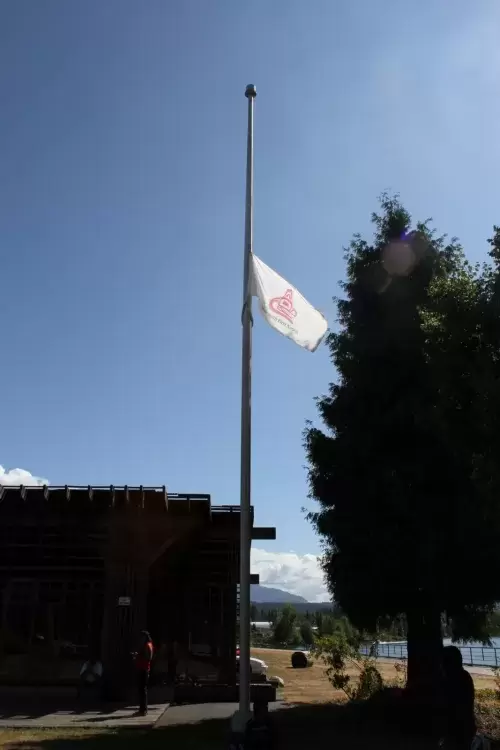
[0,485,274,697]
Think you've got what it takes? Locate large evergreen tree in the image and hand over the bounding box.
[305,195,500,694]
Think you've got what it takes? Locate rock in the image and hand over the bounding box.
[269,675,284,688]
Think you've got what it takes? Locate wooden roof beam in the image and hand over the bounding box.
[251,527,276,541]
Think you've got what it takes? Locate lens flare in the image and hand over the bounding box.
[382,237,417,277]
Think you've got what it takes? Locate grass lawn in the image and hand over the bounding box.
[0,707,470,750]
[0,728,105,749]
[0,723,226,750]
[1,648,499,749]
[0,713,438,750]
[0,727,217,749]
[253,647,499,702]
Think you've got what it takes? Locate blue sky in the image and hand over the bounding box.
[2,0,500,600]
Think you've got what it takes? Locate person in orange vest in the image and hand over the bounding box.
[135,630,154,716]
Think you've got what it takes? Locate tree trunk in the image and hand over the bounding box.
[405,602,443,736]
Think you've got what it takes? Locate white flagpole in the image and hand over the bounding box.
[239,83,256,715]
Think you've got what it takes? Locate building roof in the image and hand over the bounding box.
[0,485,246,517]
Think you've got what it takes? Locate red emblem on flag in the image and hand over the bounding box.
[270,289,297,323]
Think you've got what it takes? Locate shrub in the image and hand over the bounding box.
[493,667,500,699]
[384,660,407,689]
[356,661,384,699]
[312,633,383,701]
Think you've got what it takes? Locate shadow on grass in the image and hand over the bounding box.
[0,697,134,722]
[1,721,225,750]
[1,700,455,750]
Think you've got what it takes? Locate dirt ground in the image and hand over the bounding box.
[252,647,499,703]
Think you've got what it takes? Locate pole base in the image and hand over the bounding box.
[230,706,253,734]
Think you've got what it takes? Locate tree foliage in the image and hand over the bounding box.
[305,195,500,678]
[300,619,315,646]
[272,604,298,644]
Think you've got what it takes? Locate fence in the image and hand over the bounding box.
[360,642,500,668]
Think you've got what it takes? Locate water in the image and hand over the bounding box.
[361,637,500,668]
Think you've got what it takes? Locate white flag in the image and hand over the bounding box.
[250,253,328,352]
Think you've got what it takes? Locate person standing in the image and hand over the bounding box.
[440,645,476,750]
[78,650,103,700]
[135,630,154,716]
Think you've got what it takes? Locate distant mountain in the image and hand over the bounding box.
[254,601,334,615]
[250,585,308,604]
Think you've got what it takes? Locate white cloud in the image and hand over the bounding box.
[0,466,48,487]
[251,547,328,603]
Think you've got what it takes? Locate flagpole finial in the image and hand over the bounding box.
[245,84,257,98]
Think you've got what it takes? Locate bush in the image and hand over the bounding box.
[383,660,407,689]
[250,631,274,649]
[312,633,383,701]
[356,661,384,700]
[493,667,500,699]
